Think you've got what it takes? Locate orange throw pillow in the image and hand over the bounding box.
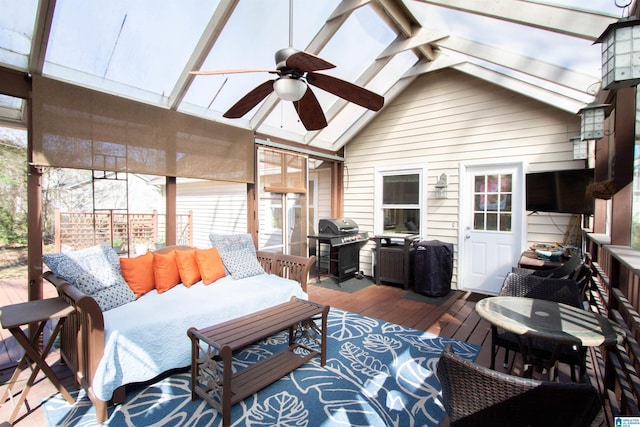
[119,251,155,298]
[153,250,181,293]
[175,249,201,287]
[195,247,226,285]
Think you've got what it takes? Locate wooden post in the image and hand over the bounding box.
[27,164,43,304]
[166,177,176,246]
[54,208,61,252]
[247,183,257,246]
[188,210,193,246]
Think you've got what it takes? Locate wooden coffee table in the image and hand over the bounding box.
[187,297,329,427]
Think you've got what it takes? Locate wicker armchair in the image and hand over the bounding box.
[491,272,586,380]
[437,345,603,427]
[511,255,583,279]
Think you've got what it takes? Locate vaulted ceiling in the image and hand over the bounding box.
[0,0,622,153]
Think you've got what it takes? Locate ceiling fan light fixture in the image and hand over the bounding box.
[273,76,307,101]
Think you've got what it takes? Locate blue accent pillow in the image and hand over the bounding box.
[43,244,136,311]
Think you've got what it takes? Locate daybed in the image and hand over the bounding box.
[43,240,315,423]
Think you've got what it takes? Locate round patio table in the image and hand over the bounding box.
[476,296,624,378]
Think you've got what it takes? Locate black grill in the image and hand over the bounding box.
[309,218,369,282]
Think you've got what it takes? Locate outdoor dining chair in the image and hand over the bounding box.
[490,272,587,381]
[437,345,603,426]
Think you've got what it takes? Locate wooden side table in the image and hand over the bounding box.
[188,297,329,427]
[0,297,76,422]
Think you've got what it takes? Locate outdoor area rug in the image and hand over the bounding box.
[43,308,480,426]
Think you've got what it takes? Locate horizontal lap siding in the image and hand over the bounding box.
[314,168,332,232]
[177,181,247,248]
[344,69,583,287]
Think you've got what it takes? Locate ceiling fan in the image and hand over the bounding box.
[190,1,384,131]
[191,47,384,131]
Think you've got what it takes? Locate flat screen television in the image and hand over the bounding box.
[526,168,595,214]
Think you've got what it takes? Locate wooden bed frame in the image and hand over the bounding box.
[43,246,316,423]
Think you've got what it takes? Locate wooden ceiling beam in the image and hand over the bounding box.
[0,66,31,99]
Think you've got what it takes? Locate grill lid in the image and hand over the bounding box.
[319,218,359,235]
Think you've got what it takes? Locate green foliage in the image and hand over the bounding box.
[0,208,27,244]
[0,139,27,244]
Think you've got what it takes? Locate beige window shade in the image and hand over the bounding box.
[32,75,254,183]
[259,147,307,194]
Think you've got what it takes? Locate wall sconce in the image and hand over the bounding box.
[435,173,448,199]
[595,16,640,90]
[571,136,588,160]
[577,102,609,140]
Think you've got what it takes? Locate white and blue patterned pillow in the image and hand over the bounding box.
[209,233,265,279]
[43,244,136,311]
[209,233,257,256]
[218,247,265,280]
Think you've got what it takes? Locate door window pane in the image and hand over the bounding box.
[473,174,512,232]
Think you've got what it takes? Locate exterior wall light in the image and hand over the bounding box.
[571,136,589,160]
[595,17,640,90]
[577,102,609,140]
[435,173,448,199]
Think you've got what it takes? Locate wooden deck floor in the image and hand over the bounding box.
[0,277,599,426]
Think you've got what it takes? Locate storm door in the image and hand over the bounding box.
[459,162,524,295]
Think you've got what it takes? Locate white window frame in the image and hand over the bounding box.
[373,164,427,236]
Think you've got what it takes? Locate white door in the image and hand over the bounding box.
[459,163,525,295]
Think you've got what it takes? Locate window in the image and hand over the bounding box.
[473,174,512,232]
[375,167,425,235]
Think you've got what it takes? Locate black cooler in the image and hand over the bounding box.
[414,240,453,296]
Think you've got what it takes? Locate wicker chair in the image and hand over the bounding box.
[491,272,586,381]
[511,255,583,279]
[437,345,603,427]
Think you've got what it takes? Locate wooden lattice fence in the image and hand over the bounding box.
[53,209,192,255]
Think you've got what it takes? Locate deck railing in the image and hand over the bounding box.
[53,209,193,255]
[584,233,640,422]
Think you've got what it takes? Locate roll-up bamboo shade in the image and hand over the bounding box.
[32,75,254,183]
[259,147,307,194]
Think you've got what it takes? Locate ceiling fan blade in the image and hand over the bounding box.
[190,69,277,75]
[307,72,384,111]
[293,88,328,131]
[223,80,275,118]
[285,51,335,72]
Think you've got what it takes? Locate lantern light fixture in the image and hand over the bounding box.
[595,16,640,90]
[577,102,609,140]
[570,136,588,160]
